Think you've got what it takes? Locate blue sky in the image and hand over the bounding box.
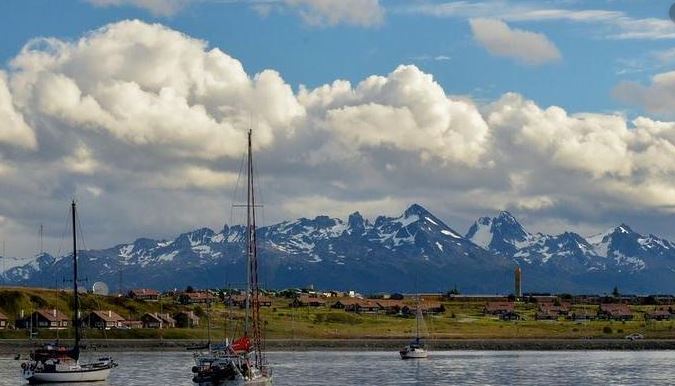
[2,0,675,256]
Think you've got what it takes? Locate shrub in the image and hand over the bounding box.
[603,326,613,334]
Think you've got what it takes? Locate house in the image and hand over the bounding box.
[645,308,672,321]
[290,294,326,308]
[178,292,216,305]
[128,288,160,301]
[227,294,273,308]
[377,300,406,315]
[141,313,176,328]
[17,309,69,330]
[86,310,126,329]
[0,311,7,329]
[332,299,380,314]
[483,302,515,316]
[536,303,571,320]
[175,311,200,328]
[598,304,633,321]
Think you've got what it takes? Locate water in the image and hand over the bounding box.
[1,350,674,385]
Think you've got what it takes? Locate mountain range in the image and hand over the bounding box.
[2,204,675,294]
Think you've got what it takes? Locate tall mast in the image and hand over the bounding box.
[244,130,252,336]
[71,200,81,359]
[245,129,264,368]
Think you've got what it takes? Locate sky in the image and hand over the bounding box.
[1,0,675,256]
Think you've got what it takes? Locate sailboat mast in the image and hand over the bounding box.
[244,130,252,336]
[71,200,81,356]
[416,293,420,342]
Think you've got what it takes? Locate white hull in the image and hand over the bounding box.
[399,346,428,359]
[24,367,111,383]
[195,375,272,386]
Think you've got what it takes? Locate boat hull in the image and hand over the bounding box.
[399,349,428,359]
[24,367,111,384]
[194,374,272,386]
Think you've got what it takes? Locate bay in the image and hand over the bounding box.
[1,350,674,385]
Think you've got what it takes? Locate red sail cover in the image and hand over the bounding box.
[230,337,251,353]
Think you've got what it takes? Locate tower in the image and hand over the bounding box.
[514,266,522,299]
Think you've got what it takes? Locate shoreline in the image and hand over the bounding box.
[1,338,675,354]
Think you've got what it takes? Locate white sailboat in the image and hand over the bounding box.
[191,130,272,385]
[399,294,429,359]
[21,200,118,384]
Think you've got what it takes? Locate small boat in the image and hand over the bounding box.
[399,294,429,360]
[191,130,272,385]
[21,201,117,384]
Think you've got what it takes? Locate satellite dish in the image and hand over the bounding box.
[92,281,109,296]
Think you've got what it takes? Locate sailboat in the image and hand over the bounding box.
[399,294,429,359]
[191,130,272,385]
[21,200,117,383]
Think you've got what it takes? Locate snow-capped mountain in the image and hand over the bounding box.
[465,212,675,292]
[3,205,675,293]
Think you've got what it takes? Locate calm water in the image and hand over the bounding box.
[1,350,674,385]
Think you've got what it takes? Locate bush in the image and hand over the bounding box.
[603,326,613,334]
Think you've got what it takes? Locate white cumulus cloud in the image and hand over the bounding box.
[469,18,561,65]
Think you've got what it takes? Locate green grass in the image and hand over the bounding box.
[1,287,674,340]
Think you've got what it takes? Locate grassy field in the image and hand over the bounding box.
[0,287,674,341]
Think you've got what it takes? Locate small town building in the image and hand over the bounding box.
[645,308,672,321]
[332,299,381,314]
[377,300,406,315]
[536,303,571,320]
[227,294,272,308]
[289,294,326,308]
[483,302,515,316]
[141,312,176,328]
[128,288,161,301]
[598,304,633,321]
[178,292,216,305]
[86,310,126,329]
[16,309,70,330]
[175,311,200,328]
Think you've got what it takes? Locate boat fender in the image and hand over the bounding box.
[192,366,200,373]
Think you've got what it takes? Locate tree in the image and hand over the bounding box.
[448,285,460,295]
[612,286,620,298]
[186,285,195,293]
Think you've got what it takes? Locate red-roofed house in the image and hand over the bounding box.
[86,310,126,329]
[598,304,633,321]
[128,288,160,301]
